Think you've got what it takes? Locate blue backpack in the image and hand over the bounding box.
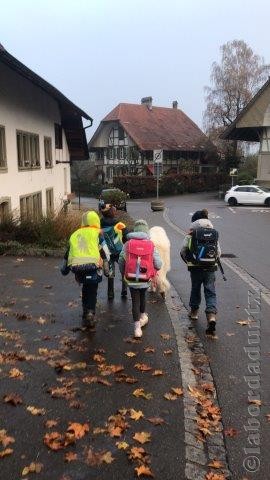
[102,226,123,256]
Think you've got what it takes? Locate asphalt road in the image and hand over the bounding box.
[127,193,270,480]
[0,257,185,480]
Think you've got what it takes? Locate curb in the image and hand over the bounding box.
[165,284,232,479]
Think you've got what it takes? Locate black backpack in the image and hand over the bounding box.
[188,227,218,267]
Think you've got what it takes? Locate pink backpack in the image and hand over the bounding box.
[125,239,155,282]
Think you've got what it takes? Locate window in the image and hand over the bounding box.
[54,123,63,149]
[119,147,124,160]
[109,148,114,160]
[44,137,53,168]
[235,187,248,192]
[0,126,7,169]
[46,188,54,215]
[118,126,125,141]
[17,131,40,169]
[20,192,42,220]
[0,198,10,223]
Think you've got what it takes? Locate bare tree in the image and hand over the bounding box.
[204,40,269,130]
[204,40,270,169]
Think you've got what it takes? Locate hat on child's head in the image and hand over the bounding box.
[191,209,208,223]
[101,204,116,218]
[134,219,149,234]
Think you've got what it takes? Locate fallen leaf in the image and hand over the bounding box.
[144,346,155,353]
[133,388,153,400]
[147,417,165,425]
[101,451,115,464]
[133,431,151,444]
[128,446,146,460]
[160,333,171,340]
[205,473,226,480]
[44,432,65,451]
[17,278,34,287]
[67,422,90,439]
[249,399,262,406]
[44,285,52,289]
[22,462,43,476]
[8,368,24,379]
[130,409,144,421]
[93,354,106,363]
[224,428,238,437]
[45,420,58,428]
[0,429,15,448]
[163,349,173,355]
[3,393,23,406]
[208,459,224,469]
[125,351,137,358]
[65,452,78,462]
[0,448,13,458]
[93,427,107,434]
[164,392,178,401]
[63,362,86,371]
[27,406,46,416]
[152,370,164,376]
[171,387,183,396]
[115,374,138,384]
[226,332,235,336]
[236,320,250,326]
[134,363,152,372]
[135,465,154,478]
[116,441,129,450]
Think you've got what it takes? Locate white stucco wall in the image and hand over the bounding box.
[0,62,71,215]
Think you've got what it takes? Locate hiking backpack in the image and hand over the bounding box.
[125,239,155,282]
[102,226,123,256]
[188,227,219,267]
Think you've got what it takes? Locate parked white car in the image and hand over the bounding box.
[225,185,270,207]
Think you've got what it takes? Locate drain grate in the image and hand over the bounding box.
[221,253,237,258]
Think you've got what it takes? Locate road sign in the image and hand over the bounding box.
[230,168,238,176]
[153,149,163,164]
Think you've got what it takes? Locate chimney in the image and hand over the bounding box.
[172,100,178,109]
[141,96,153,109]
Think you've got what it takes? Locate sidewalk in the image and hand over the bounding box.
[0,256,185,480]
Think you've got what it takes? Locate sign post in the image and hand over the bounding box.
[153,149,163,200]
[229,168,238,187]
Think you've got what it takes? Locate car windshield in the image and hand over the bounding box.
[257,186,270,192]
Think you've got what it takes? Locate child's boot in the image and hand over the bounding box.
[107,278,114,300]
[82,310,95,328]
[140,313,148,327]
[189,309,199,320]
[134,321,142,338]
[205,313,216,336]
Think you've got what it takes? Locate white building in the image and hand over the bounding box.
[0,44,91,221]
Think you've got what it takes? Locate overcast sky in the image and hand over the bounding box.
[1,0,270,138]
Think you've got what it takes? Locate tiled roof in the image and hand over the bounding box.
[100,103,209,151]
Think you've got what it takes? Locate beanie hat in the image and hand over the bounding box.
[101,204,116,218]
[191,209,208,223]
[134,219,149,234]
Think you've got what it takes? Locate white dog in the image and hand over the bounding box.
[149,226,171,299]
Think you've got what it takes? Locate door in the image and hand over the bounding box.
[247,187,263,204]
[234,186,249,204]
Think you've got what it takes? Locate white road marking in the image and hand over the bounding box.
[228,207,236,214]
[163,208,270,307]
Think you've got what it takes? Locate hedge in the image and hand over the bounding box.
[114,173,228,197]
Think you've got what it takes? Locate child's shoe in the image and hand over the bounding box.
[205,313,216,336]
[140,313,148,327]
[189,309,199,320]
[134,321,143,338]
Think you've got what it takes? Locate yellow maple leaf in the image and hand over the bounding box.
[133,431,151,444]
[125,351,137,357]
[164,392,178,401]
[116,441,129,450]
[130,409,144,421]
[101,451,115,464]
[27,406,46,416]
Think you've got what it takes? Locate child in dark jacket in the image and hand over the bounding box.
[100,204,128,300]
[119,219,162,338]
[180,209,221,336]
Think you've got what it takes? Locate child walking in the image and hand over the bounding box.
[180,209,221,336]
[100,203,128,300]
[119,219,162,338]
[62,210,110,328]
